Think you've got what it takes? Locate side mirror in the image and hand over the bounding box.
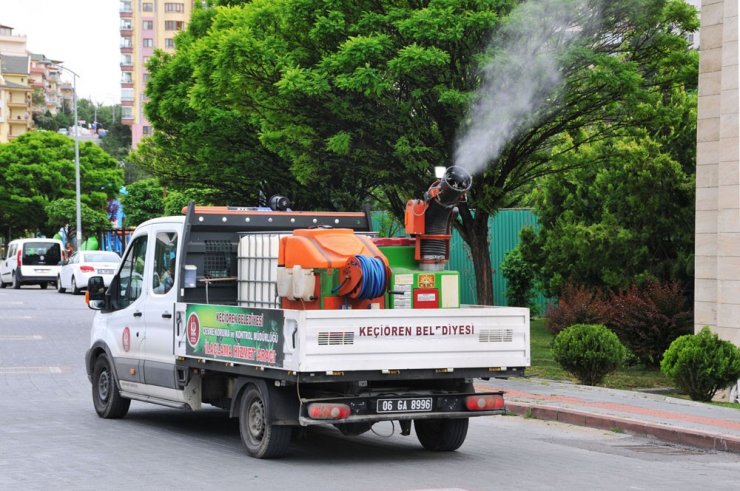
[88,276,106,300]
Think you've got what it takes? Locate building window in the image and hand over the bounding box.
[143,126,153,136]
[143,20,154,30]
[164,3,184,13]
[121,37,132,48]
[120,19,132,30]
[143,38,153,48]
[121,72,133,83]
[142,2,154,12]
[121,54,133,65]
[122,106,133,118]
[143,73,150,84]
[164,21,184,31]
[121,88,134,101]
[165,38,174,49]
[119,1,132,13]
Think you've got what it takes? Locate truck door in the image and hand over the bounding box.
[107,233,148,388]
[141,227,180,391]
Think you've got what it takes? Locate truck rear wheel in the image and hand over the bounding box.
[92,355,130,419]
[415,418,469,451]
[12,272,20,289]
[238,385,291,459]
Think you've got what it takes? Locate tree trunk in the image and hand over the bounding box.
[457,205,494,305]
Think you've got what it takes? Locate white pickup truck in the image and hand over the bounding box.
[85,170,529,459]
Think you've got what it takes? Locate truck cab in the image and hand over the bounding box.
[86,217,184,406]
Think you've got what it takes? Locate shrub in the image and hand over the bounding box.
[552,324,628,386]
[545,284,609,334]
[606,281,692,367]
[501,247,539,315]
[660,327,740,402]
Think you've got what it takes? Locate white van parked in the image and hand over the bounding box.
[0,238,64,289]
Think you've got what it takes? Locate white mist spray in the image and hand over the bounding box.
[454,0,598,175]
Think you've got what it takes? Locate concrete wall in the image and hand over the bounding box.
[695,0,740,345]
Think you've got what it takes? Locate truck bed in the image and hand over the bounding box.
[174,303,529,376]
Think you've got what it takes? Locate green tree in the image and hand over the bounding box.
[0,131,123,241]
[120,178,165,227]
[100,118,132,162]
[520,131,695,297]
[138,6,328,209]
[501,246,538,313]
[144,0,697,304]
[45,199,112,236]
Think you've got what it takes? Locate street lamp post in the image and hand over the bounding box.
[58,65,82,250]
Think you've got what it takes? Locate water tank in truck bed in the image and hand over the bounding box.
[279,228,384,268]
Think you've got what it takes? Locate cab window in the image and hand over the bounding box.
[117,235,148,309]
[153,232,177,294]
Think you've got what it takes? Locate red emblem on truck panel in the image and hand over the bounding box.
[122,327,131,352]
[187,313,200,347]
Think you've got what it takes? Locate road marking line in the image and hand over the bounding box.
[0,335,43,340]
[1,316,33,320]
[0,366,69,374]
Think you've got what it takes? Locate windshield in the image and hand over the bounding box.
[22,242,62,266]
[83,252,121,263]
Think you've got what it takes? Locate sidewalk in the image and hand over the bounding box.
[476,377,740,453]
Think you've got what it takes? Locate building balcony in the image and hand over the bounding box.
[120,28,133,37]
[120,63,133,71]
[121,99,134,106]
[121,117,134,126]
[120,47,133,54]
[7,100,28,108]
[9,117,30,125]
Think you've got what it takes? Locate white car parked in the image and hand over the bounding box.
[58,250,121,294]
[0,238,64,289]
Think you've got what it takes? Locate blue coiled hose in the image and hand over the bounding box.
[355,255,386,299]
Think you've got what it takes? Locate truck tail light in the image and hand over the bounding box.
[307,403,351,420]
[465,394,504,411]
[80,265,95,272]
[17,250,22,266]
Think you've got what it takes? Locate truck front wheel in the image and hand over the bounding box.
[415,418,469,451]
[238,385,291,459]
[92,355,130,419]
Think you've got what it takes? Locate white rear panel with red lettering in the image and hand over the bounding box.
[175,304,529,373]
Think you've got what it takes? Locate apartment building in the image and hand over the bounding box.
[120,0,195,147]
[29,53,66,115]
[0,24,72,143]
[0,53,32,143]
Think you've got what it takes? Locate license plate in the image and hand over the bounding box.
[34,269,49,273]
[98,269,114,275]
[376,397,433,413]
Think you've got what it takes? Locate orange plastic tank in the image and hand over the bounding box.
[279,229,388,269]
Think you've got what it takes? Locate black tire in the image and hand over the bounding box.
[71,276,81,295]
[12,271,20,289]
[39,282,48,290]
[92,355,130,419]
[57,276,66,293]
[0,279,6,288]
[415,418,469,451]
[238,385,291,459]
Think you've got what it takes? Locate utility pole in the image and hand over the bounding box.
[57,64,82,250]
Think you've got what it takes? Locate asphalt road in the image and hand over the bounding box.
[1,287,740,490]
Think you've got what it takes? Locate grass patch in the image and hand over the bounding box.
[527,317,673,390]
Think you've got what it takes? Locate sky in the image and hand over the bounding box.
[1,0,120,105]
